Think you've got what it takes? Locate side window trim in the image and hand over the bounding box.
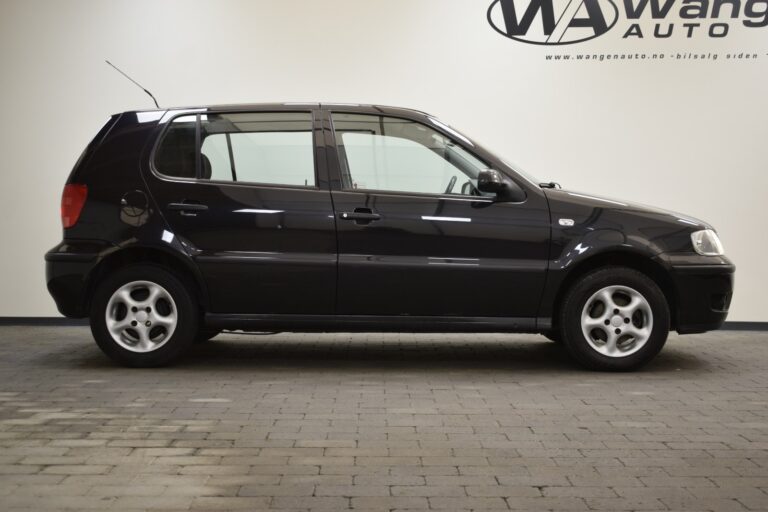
[194,113,201,179]
[152,110,320,190]
[225,133,237,182]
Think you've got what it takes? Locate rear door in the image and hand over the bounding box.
[145,108,336,314]
[324,109,551,318]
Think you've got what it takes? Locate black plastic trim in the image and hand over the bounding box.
[205,314,539,332]
[671,264,736,274]
[0,317,89,326]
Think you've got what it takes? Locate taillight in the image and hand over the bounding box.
[61,184,88,229]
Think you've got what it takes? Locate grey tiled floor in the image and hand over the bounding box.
[0,326,766,511]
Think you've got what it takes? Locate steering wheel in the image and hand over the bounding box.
[444,176,457,194]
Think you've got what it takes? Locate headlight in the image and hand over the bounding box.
[691,229,724,256]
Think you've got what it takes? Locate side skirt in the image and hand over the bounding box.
[205,314,542,333]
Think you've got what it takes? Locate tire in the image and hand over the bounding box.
[195,329,220,343]
[89,264,199,367]
[559,267,670,371]
[543,331,561,343]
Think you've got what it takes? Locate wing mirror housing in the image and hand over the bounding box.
[477,169,526,202]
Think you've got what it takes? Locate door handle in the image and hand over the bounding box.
[167,202,208,216]
[338,208,381,223]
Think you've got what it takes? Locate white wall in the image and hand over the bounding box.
[0,0,765,320]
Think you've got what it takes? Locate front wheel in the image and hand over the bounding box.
[90,265,199,367]
[559,267,670,371]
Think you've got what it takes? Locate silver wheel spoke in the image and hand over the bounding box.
[153,315,174,328]
[145,285,162,306]
[583,315,607,327]
[135,325,151,350]
[624,324,650,340]
[598,289,617,311]
[107,317,131,332]
[622,295,642,316]
[603,331,619,355]
[117,288,138,309]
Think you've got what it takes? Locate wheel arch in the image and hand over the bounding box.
[84,246,209,314]
[549,249,678,332]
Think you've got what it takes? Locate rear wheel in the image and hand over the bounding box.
[90,265,199,367]
[559,267,669,371]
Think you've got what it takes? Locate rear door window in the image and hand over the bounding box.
[154,112,315,187]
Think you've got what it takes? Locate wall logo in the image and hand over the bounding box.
[488,0,619,44]
[488,0,768,44]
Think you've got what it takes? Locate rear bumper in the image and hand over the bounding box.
[655,253,735,334]
[45,241,105,318]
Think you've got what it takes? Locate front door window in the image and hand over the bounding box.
[331,113,491,197]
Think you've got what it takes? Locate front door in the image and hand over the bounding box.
[146,109,336,314]
[326,110,550,318]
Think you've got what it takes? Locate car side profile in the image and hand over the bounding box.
[46,103,734,370]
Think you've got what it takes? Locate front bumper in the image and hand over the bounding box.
[655,253,735,334]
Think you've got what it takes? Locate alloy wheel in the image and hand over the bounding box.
[105,280,177,353]
[580,285,653,357]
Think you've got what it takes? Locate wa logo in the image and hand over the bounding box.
[488,0,619,45]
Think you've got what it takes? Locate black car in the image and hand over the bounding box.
[46,103,734,370]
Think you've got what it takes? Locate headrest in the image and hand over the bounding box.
[200,154,212,180]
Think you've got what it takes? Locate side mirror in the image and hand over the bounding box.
[477,169,505,193]
[477,169,526,202]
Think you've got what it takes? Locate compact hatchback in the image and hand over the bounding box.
[46,103,734,370]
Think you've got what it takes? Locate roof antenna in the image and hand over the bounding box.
[105,60,160,109]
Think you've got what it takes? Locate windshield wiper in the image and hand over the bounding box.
[539,182,561,189]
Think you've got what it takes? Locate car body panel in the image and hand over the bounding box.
[328,190,550,317]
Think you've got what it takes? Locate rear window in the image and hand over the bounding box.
[154,112,315,187]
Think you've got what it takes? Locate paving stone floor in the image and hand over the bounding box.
[0,326,766,511]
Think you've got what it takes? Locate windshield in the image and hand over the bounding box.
[500,159,542,188]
